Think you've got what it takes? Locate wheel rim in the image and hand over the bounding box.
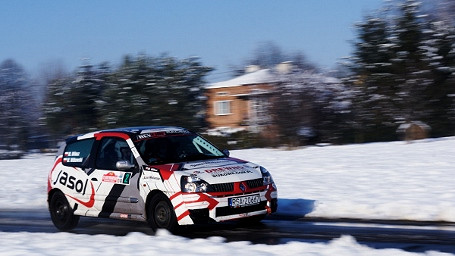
[49,192,79,231]
[55,200,69,221]
[51,193,72,227]
[154,201,171,227]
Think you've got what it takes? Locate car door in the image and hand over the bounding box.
[90,136,143,218]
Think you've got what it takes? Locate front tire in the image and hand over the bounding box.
[49,191,79,231]
[148,193,178,232]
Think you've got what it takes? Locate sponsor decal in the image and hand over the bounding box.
[143,166,159,172]
[204,165,253,178]
[136,129,189,141]
[165,129,190,134]
[53,170,89,195]
[137,133,152,140]
[142,166,161,180]
[52,170,95,208]
[102,172,118,183]
[141,128,189,134]
[143,175,161,180]
[184,159,237,169]
[102,172,132,185]
[67,183,96,208]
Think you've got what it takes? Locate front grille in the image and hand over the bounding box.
[246,178,263,188]
[208,182,234,192]
[208,178,263,193]
[216,201,267,217]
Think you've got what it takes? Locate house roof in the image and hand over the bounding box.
[207,69,279,89]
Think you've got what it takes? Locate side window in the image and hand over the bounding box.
[95,137,135,170]
[63,139,95,167]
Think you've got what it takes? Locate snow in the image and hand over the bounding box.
[2,231,447,256]
[234,138,455,222]
[206,69,278,89]
[1,137,454,255]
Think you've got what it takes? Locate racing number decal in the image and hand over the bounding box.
[123,173,131,184]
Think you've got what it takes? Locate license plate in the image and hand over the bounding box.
[228,194,260,208]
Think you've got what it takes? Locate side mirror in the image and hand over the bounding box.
[222,149,230,157]
[116,160,135,171]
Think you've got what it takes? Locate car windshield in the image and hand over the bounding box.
[135,133,225,165]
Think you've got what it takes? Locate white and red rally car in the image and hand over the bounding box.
[48,126,278,232]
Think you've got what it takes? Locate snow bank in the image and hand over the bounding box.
[0,231,449,256]
[233,137,455,222]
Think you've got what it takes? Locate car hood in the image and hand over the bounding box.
[179,158,261,184]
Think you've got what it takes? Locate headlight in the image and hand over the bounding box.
[181,175,209,193]
[260,166,274,186]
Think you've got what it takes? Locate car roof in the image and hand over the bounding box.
[99,126,186,134]
[66,126,189,143]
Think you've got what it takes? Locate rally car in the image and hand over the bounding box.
[47,126,278,232]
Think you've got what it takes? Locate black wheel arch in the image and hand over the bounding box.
[48,189,80,231]
[47,188,61,207]
[145,190,178,232]
[145,190,171,220]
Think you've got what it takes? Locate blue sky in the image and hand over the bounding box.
[1,0,384,82]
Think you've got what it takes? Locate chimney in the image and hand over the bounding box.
[245,65,261,73]
[276,61,293,74]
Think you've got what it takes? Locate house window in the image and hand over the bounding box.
[214,101,232,115]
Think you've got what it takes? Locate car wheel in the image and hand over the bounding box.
[49,191,79,231]
[148,193,178,232]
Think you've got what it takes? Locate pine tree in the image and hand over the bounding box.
[43,61,107,137]
[348,13,400,141]
[42,76,73,137]
[346,0,455,141]
[0,59,36,150]
[421,19,455,136]
[99,54,212,130]
[390,0,432,123]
